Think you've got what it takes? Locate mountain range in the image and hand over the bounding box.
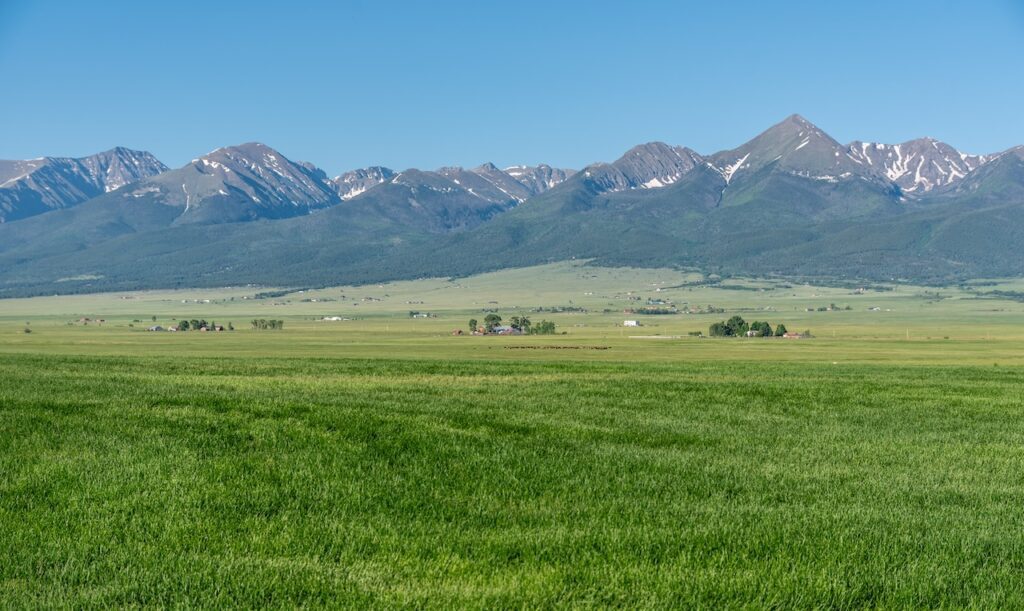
[1,114,1022,296]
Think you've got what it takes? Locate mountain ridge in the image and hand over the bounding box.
[0,147,167,223]
[0,114,1021,296]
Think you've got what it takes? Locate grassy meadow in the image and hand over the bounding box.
[3,262,1024,606]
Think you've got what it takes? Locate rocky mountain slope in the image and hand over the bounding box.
[332,167,396,200]
[846,138,989,195]
[504,164,575,193]
[0,148,167,222]
[127,142,341,224]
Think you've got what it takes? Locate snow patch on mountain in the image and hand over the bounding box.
[332,167,396,200]
[0,148,168,222]
[580,143,703,193]
[720,154,750,184]
[846,138,988,193]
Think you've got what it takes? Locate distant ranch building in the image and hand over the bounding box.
[490,325,522,335]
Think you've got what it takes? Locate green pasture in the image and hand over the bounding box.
[3,263,1024,606]
[3,262,1024,364]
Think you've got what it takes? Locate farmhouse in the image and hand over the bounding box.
[491,325,522,335]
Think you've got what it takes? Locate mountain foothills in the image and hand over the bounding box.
[1,114,1023,296]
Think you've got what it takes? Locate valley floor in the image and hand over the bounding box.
[3,262,1024,606]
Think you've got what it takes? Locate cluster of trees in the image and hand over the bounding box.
[708,316,789,338]
[682,305,725,314]
[177,319,233,331]
[253,289,306,299]
[810,303,853,312]
[469,314,517,333]
[530,320,557,335]
[468,314,558,335]
[624,306,677,315]
[250,319,284,330]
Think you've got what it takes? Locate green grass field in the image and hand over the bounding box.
[4,262,1024,607]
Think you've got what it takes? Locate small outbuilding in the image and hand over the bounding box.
[491,325,522,335]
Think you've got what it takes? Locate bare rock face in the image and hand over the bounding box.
[846,138,989,194]
[0,147,167,222]
[503,164,576,194]
[580,142,704,192]
[126,142,342,223]
[332,166,396,200]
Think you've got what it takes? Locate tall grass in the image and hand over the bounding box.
[3,354,1024,606]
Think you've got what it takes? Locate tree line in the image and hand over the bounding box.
[177,319,233,331]
[468,314,557,335]
[250,319,285,330]
[708,315,791,337]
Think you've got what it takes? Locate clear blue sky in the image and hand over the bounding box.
[1,0,1022,174]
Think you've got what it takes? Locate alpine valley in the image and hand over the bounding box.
[2,114,1023,296]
